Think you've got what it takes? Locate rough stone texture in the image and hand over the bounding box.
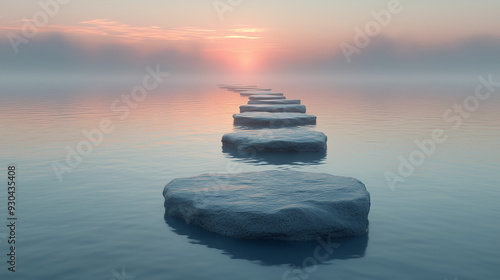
[248,99,301,105]
[233,112,316,127]
[222,129,326,152]
[239,104,306,113]
[163,170,371,240]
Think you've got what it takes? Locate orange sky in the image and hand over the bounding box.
[1,0,500,73]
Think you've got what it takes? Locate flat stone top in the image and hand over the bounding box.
[163,170,370,240]
[248,99,301,105]
[248,95,286,100]
[240,88,272,92]
[223,129,326,143]
[230,88,272,92]
[233,112,316,122]
[240,104,306,113]
[240,92,284,96]
[233,112,316,127]
[220,85,257,89]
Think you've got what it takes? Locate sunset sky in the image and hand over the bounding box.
[1,0,500,76]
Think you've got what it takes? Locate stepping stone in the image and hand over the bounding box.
[233,112,316,127]
[248,95,286,100]
[222,146,326,166]
[219,85,257,89]
[229,88,271,93]
[239,104,306,113]
[222,129,326,152]
[229,88,271,92]
[237,88,272,92]
[228,88,259,92]
[248,99,301,105]
[163,170,371,240]
[240,92,284,96]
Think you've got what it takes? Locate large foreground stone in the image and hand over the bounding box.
[240,104,306,113]
[163,170,370,240]
[222,129,326,152]
[233,112,316,127]
[248,99,301,105]
[248,95,286,100]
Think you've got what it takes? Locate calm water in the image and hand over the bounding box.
[0,76,499,280]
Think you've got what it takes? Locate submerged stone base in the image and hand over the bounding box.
[222,129,326,152]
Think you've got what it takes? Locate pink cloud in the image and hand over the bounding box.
[0,18,269,43]
[63,19,266,42]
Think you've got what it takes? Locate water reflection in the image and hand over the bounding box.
[222,146,326,166]
[164,213,368,267]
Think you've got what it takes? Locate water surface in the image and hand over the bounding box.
[0,77,499,280]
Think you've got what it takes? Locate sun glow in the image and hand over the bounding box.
[239,52,256,71]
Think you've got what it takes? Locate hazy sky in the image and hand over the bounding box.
[1,0,500,75]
